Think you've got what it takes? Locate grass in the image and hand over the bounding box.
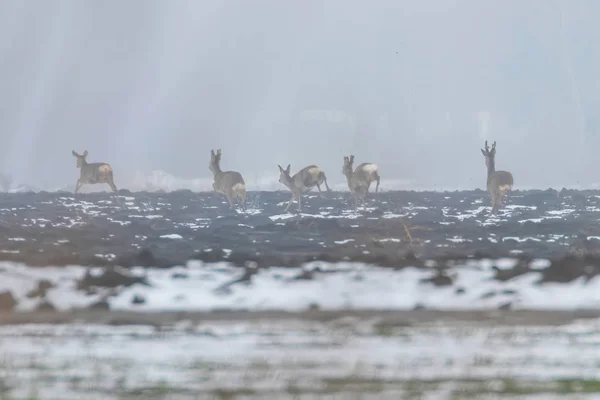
[2,319,600,399]
[0,377,599,399]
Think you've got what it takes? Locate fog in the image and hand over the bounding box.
[0,0,599,191]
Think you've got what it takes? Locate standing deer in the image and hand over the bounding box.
[343,155,381,193]
[481,141,513,215]
[342,155,371,210]
[209,149,246,210]
[71,150,118,194]
[277,164,331,212]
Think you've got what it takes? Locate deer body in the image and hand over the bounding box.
[277,164,331,212]
[353,162,380,193]
[209,149,246,210]
[481,141,513,215]
[342,156,369,211]
[72,150,117,193]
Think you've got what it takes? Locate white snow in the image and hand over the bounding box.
[0,260,596,312]
[1,317,600,398]
[160,233,183,239]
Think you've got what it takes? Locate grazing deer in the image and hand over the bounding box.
[71,150,118,194]
[481,140,514,215]
[342,156,369,211]
[277,164,331,212]
[209,149,246,210]
[343,154,380,193]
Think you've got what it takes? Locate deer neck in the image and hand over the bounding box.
[281,176,294,191]
[486,159,496,182]
[211,163,223,178]
[343,170,354,186]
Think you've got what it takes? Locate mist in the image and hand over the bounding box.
[0,0,599,191]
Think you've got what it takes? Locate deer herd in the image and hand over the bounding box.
[71,140,513,215]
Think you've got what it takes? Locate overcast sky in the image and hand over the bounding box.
[0,0,598,190]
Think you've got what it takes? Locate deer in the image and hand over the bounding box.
[71,150,118,194]
[277,164,331,212]
[209,149,246,210]
[343,154,381,193]
[481,140,514,215]
[343,155,374,211]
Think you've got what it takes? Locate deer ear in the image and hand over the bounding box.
[286,164,291,173]
[83,150,88,157]
[350,155,354,162]
[278,164,283,172]
[72,150,77,157]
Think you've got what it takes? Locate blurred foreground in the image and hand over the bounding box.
[1,310,600,399]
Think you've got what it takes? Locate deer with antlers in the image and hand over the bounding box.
[342,155,370,211]
[481,140,513,215]
[71,150,118,194]
[343,155,380,193]
[277,164,331,212]
[209,149,246,210]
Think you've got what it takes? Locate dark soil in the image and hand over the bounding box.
[0,188,599,276]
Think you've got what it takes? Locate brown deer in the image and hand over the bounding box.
[343,155,380,193]
[342,155,369,210]
[209,149,246,210]
[71,150,118,194]
[277,164,331,212]
[481,140,513,214]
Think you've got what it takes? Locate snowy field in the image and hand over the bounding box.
[0,186,598,398]
[2,316,600,399]
[3,258,600,313]
[0,188,599,270]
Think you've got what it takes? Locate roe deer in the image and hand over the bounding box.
[277,164,331,212]
[71,150,118,194]
[209,149,246,210]
[344,155,380,193]
[481,140,513,215]
[342,155,369,211]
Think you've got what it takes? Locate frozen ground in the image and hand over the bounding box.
[0,188,598,398]
[0,188,599,271]
[2,315,600,399]
[3,258,600,313]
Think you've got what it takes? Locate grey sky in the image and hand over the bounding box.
[0,0,598,191]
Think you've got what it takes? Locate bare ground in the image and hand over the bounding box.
[2,309,600,326]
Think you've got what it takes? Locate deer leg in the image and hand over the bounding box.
[108,180,118,193]
[316,183,325,198]
[503,190,511,207]
[298,193,302,211]
[376,175,380,193]
[240,192,247,211]
[75,180,82,194]
[285,194,294,212]
[492,191,503,215]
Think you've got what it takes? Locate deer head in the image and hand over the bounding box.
[342,155,355,175]
[277,164,291,186]
[480,141,496,169]
[209,149,223,173]
[72,150,88,168]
